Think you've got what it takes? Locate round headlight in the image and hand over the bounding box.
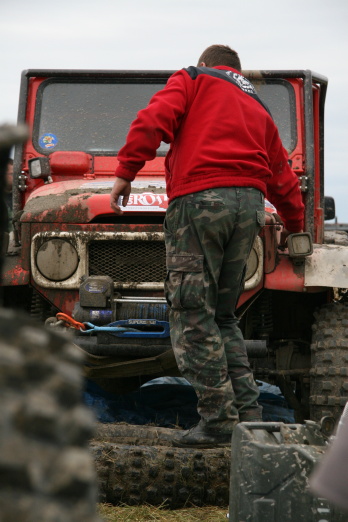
[245,248,259,280]
[36,239,79,281]
[244,236,264,291]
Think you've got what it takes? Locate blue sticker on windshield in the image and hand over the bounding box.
[39,133,58,149]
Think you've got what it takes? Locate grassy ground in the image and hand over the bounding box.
[98,503,229,521]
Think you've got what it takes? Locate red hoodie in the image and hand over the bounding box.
[115,65,304,232]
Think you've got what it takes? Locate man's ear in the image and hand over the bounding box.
[198,61,206,67]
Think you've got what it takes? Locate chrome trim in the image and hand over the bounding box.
[244,236,264,291]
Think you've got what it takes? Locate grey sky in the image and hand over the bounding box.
[1,0,347,221]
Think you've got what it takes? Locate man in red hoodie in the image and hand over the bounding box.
[110,45,304,448]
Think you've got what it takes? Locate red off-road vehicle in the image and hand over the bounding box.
[4,68,348,433]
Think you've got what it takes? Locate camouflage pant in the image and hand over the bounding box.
[164,187,265,432]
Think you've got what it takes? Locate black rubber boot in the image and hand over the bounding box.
[239,405,263,423]
[172,421,236,449]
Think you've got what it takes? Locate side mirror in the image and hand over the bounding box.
[324,196,336,221]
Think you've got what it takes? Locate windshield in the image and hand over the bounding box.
[34,80,169,156]
[34,77,296,155]
[253,80,297,153]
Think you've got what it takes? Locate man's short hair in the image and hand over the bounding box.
[197,44,241,71]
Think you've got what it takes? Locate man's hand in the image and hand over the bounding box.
[110,178,131,215]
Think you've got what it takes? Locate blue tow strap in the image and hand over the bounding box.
[81,319,170,339]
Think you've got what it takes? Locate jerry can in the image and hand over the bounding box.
[229,421,347,521]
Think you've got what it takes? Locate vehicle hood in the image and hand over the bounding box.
[21,178,168,223]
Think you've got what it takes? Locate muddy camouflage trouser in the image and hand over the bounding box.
[164,187,265,432]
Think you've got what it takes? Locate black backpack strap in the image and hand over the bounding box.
[184,66,272,118]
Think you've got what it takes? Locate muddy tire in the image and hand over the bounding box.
[92,423,230,508]
[0,309,101,522]
[310,302,348,426]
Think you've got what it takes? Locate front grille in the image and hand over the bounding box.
[88,240,166,283]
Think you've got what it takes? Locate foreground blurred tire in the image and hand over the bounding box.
[0,309,101,522]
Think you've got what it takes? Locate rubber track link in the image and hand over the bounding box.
[310,301,348,425]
